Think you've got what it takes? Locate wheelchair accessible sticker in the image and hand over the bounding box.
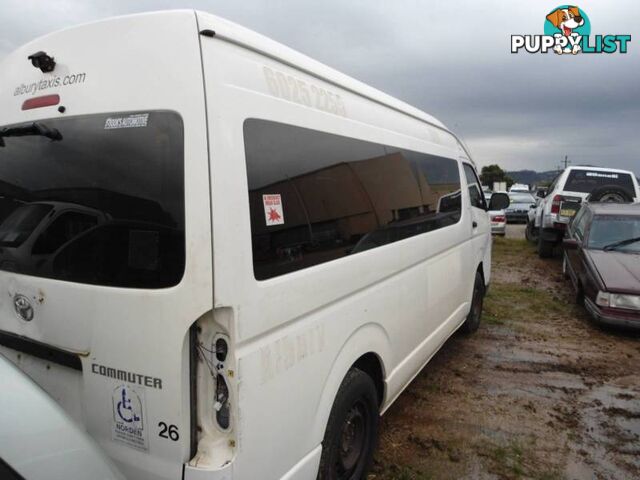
[112,384,148,451]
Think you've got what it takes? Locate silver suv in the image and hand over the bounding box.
[529,166,639,257]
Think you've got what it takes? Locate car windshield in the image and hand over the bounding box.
[509,193,534,203]
[588,215,640,253]
[564,170,635,194]
[0,111,185,288]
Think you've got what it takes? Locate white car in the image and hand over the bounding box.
[0,354,124,480]
[532,166,640,257]
[489,209,506,236]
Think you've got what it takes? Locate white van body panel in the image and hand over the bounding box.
[0,11,212,480]
[194,11,488,480]
[0,10,491,480]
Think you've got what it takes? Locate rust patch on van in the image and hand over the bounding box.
[260,324,325,384]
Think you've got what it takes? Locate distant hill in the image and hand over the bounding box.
[507,170,560,187]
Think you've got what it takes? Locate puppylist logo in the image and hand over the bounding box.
[512,6,631,55]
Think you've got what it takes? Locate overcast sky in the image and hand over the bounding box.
[1,0,639,174]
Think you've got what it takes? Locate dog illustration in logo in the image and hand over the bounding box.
[546,6,585,54]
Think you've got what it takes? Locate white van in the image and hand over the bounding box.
[0,11,508,480]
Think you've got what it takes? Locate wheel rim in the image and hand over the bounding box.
[599,192,624,203]
[337,401,368,477]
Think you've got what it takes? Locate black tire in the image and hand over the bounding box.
[587,185,633,203]
[525,220,539,244]
[461,271,485,334]
[318,368,379,480]
[538,237,554,258]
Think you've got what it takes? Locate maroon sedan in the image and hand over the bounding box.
[562,202,640,328]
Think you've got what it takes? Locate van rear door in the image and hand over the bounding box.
[0,11,212,480]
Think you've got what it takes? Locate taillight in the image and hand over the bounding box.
[492,215,506,222]
[21,94,60,110]
[550,194,563,214]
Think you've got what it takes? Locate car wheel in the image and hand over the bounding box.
[538,237,554,258]
[525,220,538,243]
[461,271,485,335]
[587,185,633,203]
[318,368,379,480]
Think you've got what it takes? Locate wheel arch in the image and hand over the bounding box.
[311,323,391,445]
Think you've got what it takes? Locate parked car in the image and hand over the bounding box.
[532,166,640,258]
[0,354,124,480]
[506,192,536,224]
[509,183,530,193]
[562,202,640,328]
[489,209,506,236]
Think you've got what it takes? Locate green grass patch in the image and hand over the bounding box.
[484,283,573,325]
[492,236,533,257]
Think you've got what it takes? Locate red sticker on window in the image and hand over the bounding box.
[263,194,284,226]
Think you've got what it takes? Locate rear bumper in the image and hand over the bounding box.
[584,297,640,328]
[505,212,528,223]
[491,224,506,235]
[540,226,565,244]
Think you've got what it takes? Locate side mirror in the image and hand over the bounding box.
[562,238,579,250]
[488,192,509,211]
[536,189,547,198]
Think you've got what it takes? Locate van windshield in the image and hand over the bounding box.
[0,111,185,288]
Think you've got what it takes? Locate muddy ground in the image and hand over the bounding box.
[371,225,640,480]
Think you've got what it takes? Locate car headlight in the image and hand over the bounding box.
[595,291,640,311]
[611,294,640,311]
[595,291,610,307]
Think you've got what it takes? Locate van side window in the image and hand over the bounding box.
[243,119,462,280]
[463,164,485,209]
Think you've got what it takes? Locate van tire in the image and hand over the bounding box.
[461,271,484,335]
[587,185,633,203]
[318,368,379,480]
[538,237,554,258]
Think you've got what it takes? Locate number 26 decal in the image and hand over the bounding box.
[158,422,179,441]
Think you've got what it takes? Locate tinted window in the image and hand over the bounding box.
[463,164,485,209]
[0,111,185,288]
[244,119,462,280]
[564,170,635,194]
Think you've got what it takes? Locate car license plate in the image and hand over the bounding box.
[560,202,580,217]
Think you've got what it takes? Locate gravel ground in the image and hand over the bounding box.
[370,236,640,480]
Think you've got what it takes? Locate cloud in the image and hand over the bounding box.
[1,0,638,174]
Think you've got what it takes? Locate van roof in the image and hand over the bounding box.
[4,10,472,162]
[194,11,450,130]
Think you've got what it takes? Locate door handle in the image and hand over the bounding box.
[472,221,478,228]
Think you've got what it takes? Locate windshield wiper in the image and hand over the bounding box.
[0,122,62,147]
[603,236,640,251]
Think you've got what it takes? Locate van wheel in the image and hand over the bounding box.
[318,368,378,480]
[538,237,554,258]
[461,271,484,334]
